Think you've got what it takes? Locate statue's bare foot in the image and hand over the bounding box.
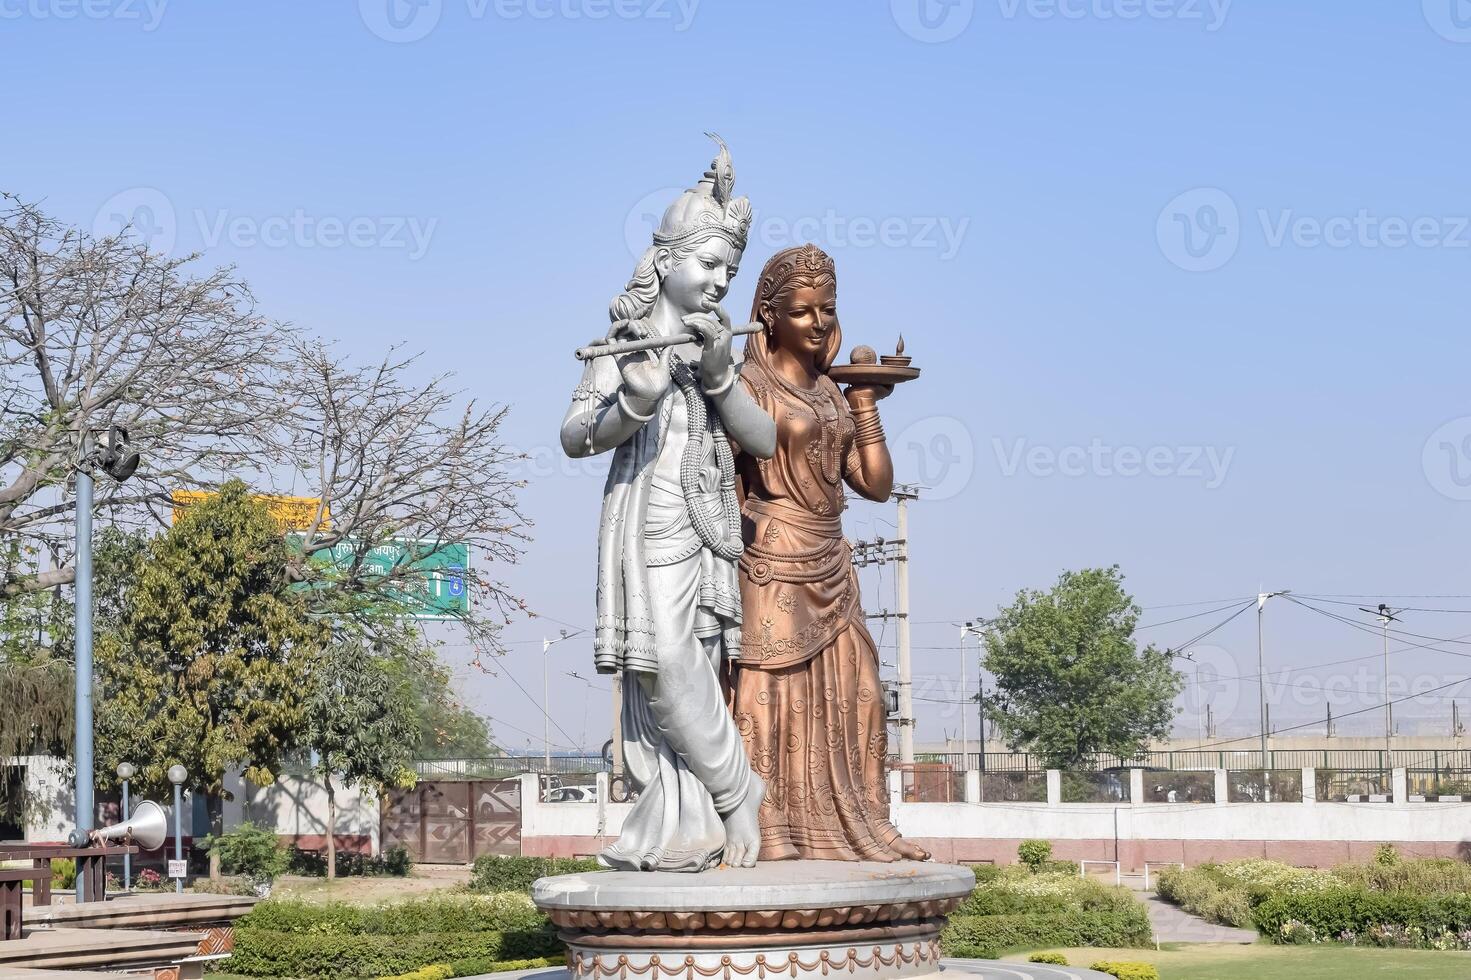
[722,779,765,868]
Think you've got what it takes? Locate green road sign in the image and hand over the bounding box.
[295,537,469,620]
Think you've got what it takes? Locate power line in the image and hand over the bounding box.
[480,650,586,751]
[1285,597,1471,657]
[1168,599,1258,654]
[1139,600,1261,631]
[1183,671,1471,753]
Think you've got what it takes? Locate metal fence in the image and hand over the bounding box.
[1226,769,1304,803]
[415,756,608,779]
[910,748,1471,773]
[1406,768,1471,799]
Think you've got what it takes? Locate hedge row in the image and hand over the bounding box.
[469,854,602,893]
[380,956,561,980]
[1090,962,1160,980]
[238,894,547,935]
[943,908,1153,955]
[1253,889,1471,946]
[228,927,563,978]
[954,874,1140,919]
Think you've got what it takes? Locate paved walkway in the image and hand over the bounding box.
[1114,871,1256,944]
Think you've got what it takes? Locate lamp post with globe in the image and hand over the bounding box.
[167,764,188,894]
[116,762,135,891]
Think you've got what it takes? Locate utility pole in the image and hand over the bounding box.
[956,625,969,764]
[895,487,916,764]
[1360,604,1401,765]
[1256,590,1289,767]
[541,629,575,771]
[852,486,919,764]
[960,619,992,773]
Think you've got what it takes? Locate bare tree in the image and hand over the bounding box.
[278,337,529,650]
[1,192,528,657]
[0,193,293,596]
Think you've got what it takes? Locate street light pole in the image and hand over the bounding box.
[1256,590,1289,768]
[117,762,135,892]
[956,624,968,762]
[71,426,138,886]
[541,630,576,772]
[168,764,188,895]
[73,464,94,901]
[1361,604,1401,766]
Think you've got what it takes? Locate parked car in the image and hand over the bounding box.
[543,785,599,803]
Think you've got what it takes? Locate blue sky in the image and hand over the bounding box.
[6,1,1471,752]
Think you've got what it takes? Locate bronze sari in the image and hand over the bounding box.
[728,336,922,863]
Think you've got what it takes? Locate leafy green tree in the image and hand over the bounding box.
[983,566,1182,769]
[2,526,149,820]
[304,638,418,878]
[95,480,326,853]
[410,664,497,759]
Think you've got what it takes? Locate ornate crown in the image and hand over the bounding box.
[755,243,836,306]
[651,133,753,252]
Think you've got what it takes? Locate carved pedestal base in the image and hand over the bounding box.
[532,861,976,980]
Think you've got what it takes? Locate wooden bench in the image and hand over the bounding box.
[0,866,52,941]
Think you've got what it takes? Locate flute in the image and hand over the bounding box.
[575,322,762,361]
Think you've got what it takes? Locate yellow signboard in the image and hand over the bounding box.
[171,490,331,532]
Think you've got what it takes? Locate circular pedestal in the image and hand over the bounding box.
[532,861,975,980]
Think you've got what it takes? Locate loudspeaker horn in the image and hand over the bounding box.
[80,799,168,851]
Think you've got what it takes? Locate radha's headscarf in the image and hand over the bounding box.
[744,243,843,376]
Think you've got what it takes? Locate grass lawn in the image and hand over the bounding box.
[1000,943,1471,977]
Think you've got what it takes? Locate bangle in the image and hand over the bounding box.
[702,368,736,397]
[853,406,886,448]
[618,390,657,422]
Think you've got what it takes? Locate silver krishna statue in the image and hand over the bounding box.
[561,136,775,872]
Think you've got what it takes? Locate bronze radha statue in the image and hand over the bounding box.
[729,243,929,863]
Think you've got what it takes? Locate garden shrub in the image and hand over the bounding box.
[1017,839,1052,872]
[445,955,559,976]
[380,968,452,980]
[204,822,288,884]
[1159,857,1471,939]
[51,858,77,890]
[1331,857,1471,896]
[954,867,1140,919]
[1027,952,1068,964]
[229,894,561,976]
[1252,889,1471,948]
[1374,843,1400,867]
[943,942,999,960]
[944,865,1151,953]
[943,908,1152,953]
[229,928,561,978]
[1090,961,1160,980]
[469,854,601,893]
[240,894,548,935]
[288,844,413,878]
